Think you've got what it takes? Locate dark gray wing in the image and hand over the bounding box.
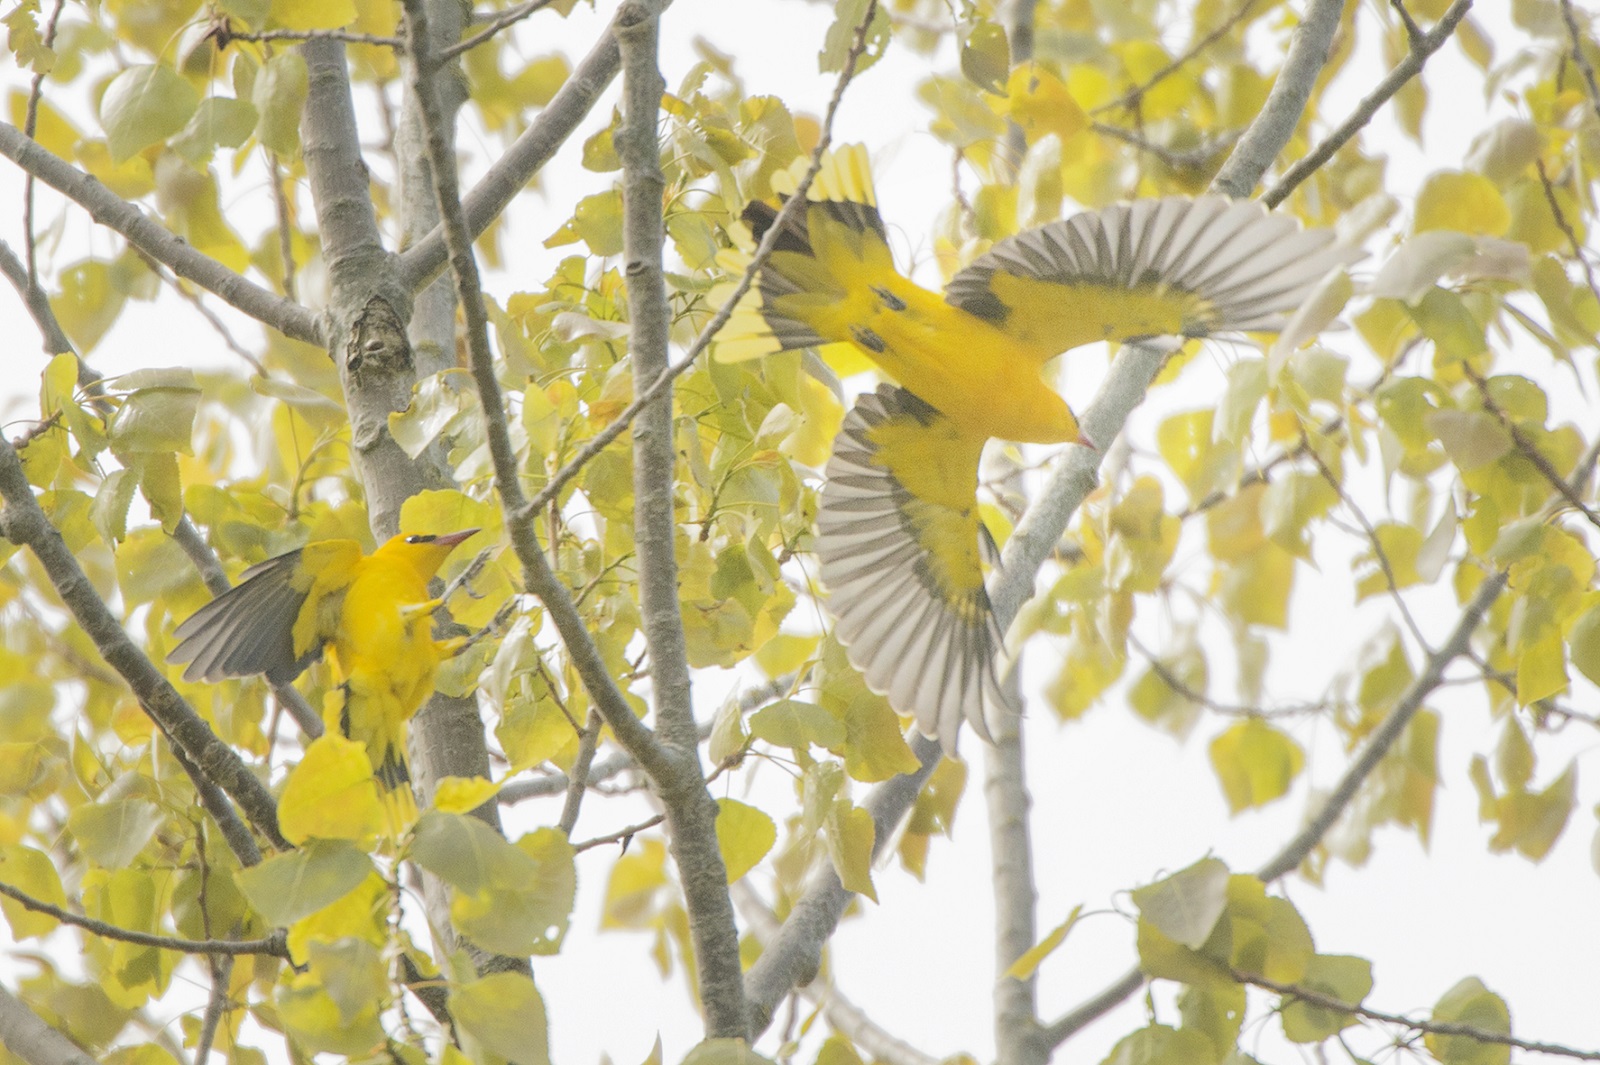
[167,550,322,684]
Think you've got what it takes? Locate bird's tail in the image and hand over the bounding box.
[329,682,419,840]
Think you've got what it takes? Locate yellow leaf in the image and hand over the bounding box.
[824,800,877,902]
[286,871,388,961]
[1005,905,1083,980]
[1209,719,1305,814]
[432,775,501,814]
[0,845,67,939]
[1515,632,1568,706]
[714,799,777,883]
[278,734,385,845]
[1414,171,1510,236]
[269,0,357,30]
[1004,64,1088,144]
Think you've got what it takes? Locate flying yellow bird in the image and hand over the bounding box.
[742,150,1348,753]
[168,530,480,800]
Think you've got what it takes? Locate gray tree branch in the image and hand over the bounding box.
[0,986,97,1065]
[0,122,322,344]
[398,7,642,293]
[0,437,286,857]
[1211,0,1346,198]
[618,0,747,1036]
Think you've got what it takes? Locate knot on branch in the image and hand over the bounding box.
[345,295,414,379]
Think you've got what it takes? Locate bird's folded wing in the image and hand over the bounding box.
[943,196,1355,354]
[816,384,1012,754]
[168,540,361,683]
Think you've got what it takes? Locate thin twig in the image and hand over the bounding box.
[571,812,664,853]
[1302,434,1433,654]
[1241,970,1600,1061]
[267,151,297,302]
[20,0,65,292]
[1534,159,1600,313]
[558,709,602,835]
[1558,0,1600,127]
[219,25,402,49]
[1092,0,1263,115]
[1127,633,1332,719]
[0,880,287,957]
[1092,122,1239,169]
[440,0,559,60]
[1462,364,1600,535]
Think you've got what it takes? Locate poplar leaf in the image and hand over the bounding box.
[714,799,776,883]
[1005,905,1083,979]
[452,972,551,1065]
[278,734,385,844]
[1209,719,1304,813]
[253,52,309,156]
[824,800,877,901]
[68,798,165,869]
[1132,857,1230,950]
[235,840,372,927]
[1426,978,1510,1065]
[101,65,198,162]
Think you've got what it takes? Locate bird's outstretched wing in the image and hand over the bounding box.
[816,385,1012,754]
[944,196,1355,355]
[168,540,362,683]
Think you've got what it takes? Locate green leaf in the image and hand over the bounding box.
[101,65,199,162]
[681,1040,775,1065]
[453,971,550,1065]
[1132,857,1230,950]
[1178,981,1246,1060]
[1409,287,1489,360]
[714,799,776,883]
[91,468,138,545]
[253,52,309,156]
[1568,597,1600,687]
[959,19,1010,93]
[1425,409,1511,470]
[1426,977,1511,1065]
[1209,719,1305,814]
[276,939,387,1055]
[251,374,347,429]
[411,809,530,897]
[67,798,165,869]
[1215,357,1267,444]
[1101,1025,1217,1065]
[107,369,199,454]
[819,0,888,74]
[172,96,258,165]
[234,840,373,926]
[1280,954,1373,1042]
[749,699,847,750]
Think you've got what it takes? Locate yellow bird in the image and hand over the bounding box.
[742,149,1349,753]
[168,530,480,799]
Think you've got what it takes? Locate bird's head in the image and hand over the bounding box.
[378,528,481,581]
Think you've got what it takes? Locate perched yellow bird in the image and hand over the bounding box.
[168,530,480,799]
[741,149,1349,753]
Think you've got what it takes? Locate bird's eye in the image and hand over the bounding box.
[405,534,436,545]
